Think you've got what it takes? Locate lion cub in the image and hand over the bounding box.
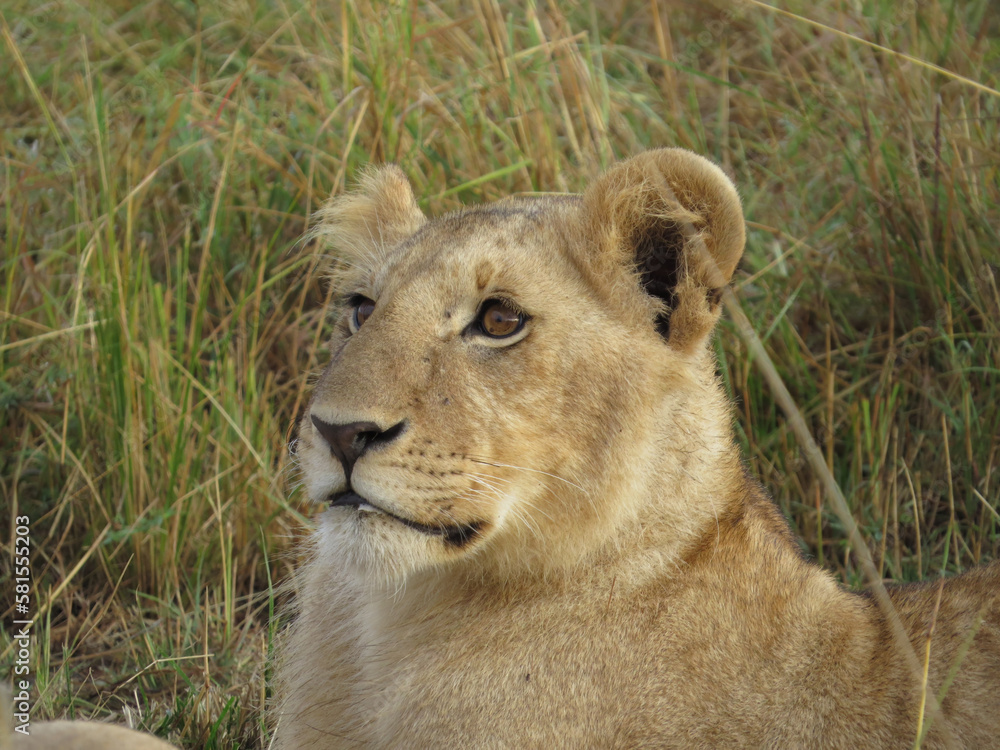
[275,149,1000,748]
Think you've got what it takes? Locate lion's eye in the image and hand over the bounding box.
[350,297,376,332]
[477,299,526,339]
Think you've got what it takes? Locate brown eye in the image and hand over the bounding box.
[478,299,526,338]
[351,297,375,331]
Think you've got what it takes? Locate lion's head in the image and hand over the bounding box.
[296,149,745,584]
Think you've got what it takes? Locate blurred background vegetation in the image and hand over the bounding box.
[1,0,997,745]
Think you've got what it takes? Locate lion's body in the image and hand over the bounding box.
[279,485,1000,749]
[273,150,1000,748]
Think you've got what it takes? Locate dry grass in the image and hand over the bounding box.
[1,0,997,746]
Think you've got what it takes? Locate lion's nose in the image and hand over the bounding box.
[310,416,406,480]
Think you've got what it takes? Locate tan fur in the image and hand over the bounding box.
[275,149,1000,749]
[9,721,175,749]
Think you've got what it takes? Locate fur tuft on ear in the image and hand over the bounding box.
[310,165,426,269]
[583,148,745,352]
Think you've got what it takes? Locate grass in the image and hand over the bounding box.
[1,0,997,746]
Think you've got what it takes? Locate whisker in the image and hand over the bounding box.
[464,456,587,493]
[456,473,557,524]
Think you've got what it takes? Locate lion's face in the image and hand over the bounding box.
[296,151,745,583]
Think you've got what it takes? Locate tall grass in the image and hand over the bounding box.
[1,0,997,745]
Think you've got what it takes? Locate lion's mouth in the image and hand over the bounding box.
[329,491,484,547]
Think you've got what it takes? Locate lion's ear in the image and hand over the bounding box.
[583,149,745,352]
[312,165,426,266]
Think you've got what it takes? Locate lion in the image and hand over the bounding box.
[7,720,175,749]
[274,148,1000,748]
[1,682,172,750]
[273,148,1000,749]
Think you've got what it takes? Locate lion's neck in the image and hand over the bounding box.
[592,376,747,585]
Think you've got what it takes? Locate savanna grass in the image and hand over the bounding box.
[2,0,997,746]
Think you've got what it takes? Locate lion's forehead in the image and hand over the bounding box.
[374,199,582,305]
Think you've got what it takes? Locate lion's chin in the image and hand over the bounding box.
[317,492,491,584]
